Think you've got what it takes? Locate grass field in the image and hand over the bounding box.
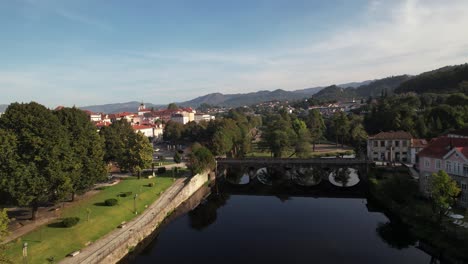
[4,174,176,264]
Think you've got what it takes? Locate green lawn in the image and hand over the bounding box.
[5,174,175,264]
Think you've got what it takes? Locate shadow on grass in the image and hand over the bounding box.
[47,221,66,228]
[93,202,108,206]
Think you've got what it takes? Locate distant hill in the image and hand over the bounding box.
[312,85,357,101]
[395,63,468,94]
[355,75,412,97]
[179,88,318,108]
[337,80,374,88]
[80,101,163,113]
[311,75,411,101]
[292,86,323,95]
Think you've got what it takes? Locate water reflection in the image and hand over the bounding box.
[131,177,453,264]
[290,167,323,186]
[188,193,230,230]
[376,221,418,249]
[329,168,360,187]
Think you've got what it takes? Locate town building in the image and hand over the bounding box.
[367,131,413,163]
[417,136,468,207]
[132,124,154,138]
[194,113,215,123]
[410,138,428,164]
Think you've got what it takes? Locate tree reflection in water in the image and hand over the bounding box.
[188,193,230,230]
[376,221,417,249]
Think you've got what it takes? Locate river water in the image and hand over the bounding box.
[131,169,443,264]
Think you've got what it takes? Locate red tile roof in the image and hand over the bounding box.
[369,131,413,140]
[132,125,153,130]
[417,136,468,159]
[412,138,428,148]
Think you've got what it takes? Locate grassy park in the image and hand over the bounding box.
[4,174,177,263]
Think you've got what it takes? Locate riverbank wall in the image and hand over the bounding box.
[103,171,212,264]
[59,171,212,264]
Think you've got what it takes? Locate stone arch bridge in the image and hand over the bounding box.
[216,158,373,184]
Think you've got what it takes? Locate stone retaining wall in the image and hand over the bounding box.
[59,171,211,264]
[103,172,210,264]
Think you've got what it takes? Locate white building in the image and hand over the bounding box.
[171,112,190,124]
[132,124,154,138]
[367,131,413,163]
[194,114,215,123]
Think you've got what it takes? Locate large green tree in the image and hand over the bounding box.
[55,107,107,200]
[330,112,350,147]
[187,143,215,176]
[0,208,12,264]
[0,102,72,219]
[100,120,153,177]
[305,109,325,151]
[429,170,461,224]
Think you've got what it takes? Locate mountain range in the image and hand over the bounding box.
[1,63,466,114]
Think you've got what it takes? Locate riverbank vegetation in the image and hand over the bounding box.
[369,168,468,261]
[3,175,175,264]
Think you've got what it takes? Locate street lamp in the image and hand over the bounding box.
[134,194,138,214]
[23,242,28,264]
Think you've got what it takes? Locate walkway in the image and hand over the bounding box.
[59,177,187,264]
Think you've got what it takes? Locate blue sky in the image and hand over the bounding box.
[1,0,468,107]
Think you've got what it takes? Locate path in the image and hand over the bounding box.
[3,179,124,244]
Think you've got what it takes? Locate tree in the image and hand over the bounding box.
[125,132,153,179]
[174,152,182,164]
[0,208,12,264]
[0,102,72,220]
[100,120,153,177]
[330,112,350,147]
[259,113,296,157]
[55,107,107,201]
[187,144,215,176]
[305,109,325,151]
[163,121,184,144]
[167,103,178,110]
[429,170,461,224]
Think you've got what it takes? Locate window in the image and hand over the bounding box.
[462,183,467,191]
[435,160,441,169]
[373,152,378,156]
[464,165,468,177]
[387,140,392,147]
[373,141,378,147]
[446,161,452,173]
[395,140,400,147]
[380,141,385,147]
[402,140,408,147]
[424,158,430,168]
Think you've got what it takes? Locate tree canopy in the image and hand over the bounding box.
[429,170,461,224]
[0,102,72,219]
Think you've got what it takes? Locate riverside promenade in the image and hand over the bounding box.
[59,176,189,264]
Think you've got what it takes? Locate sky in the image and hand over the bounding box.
[1,0,468,107]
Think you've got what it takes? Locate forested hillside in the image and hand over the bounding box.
[395,64,468,94]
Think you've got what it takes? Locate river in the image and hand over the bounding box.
[129,168,444,264]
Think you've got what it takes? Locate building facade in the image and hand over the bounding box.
[367,131,413,163]
[418,137,468,208]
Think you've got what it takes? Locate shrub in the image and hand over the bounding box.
[62,217,80,227]
[157,167,166,174]
[105,198,118,206]
[119,191,132,197]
